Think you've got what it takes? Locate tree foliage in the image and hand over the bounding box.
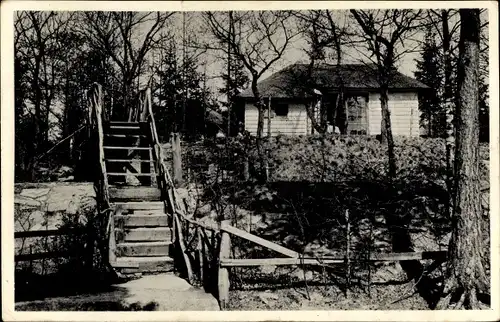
[153,38,210,141]
[414,26,445,137]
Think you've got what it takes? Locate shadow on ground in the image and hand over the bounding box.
[15,269,159,311]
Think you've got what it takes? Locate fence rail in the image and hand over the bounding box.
[15,228,86,262]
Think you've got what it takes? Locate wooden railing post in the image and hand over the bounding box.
[171,132,183,187]
[197,227,204,285]
[173,212,193,283]
[218,220,231,310]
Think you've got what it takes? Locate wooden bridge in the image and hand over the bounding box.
[84,83,447,310]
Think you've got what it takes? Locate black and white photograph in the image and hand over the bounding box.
[1,1,498,320]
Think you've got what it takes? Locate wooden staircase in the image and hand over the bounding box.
[104,120,174,275]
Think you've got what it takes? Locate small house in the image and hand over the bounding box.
[237,63,429,136]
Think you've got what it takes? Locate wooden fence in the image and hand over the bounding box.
[15,228,87,263]
[172,214,447,310]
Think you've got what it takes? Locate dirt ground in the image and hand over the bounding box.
[227,283,429,310]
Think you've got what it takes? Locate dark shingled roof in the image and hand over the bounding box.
[238,63,429,98]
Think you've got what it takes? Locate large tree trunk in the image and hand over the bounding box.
[437,9,488,310]
[379,85,396,179]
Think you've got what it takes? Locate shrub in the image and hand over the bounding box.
[176,135,488,186]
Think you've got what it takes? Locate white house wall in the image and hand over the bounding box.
[244,102,309,136]
[367,92,420,136]
[244,92,421,137]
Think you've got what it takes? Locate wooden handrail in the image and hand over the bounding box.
[85,83,112,270]
[141,87,196,281]
[87,83,110,208]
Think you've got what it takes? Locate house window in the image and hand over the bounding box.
[346,95,368,135]
[272,102,289,117]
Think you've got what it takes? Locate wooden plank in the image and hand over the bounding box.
[221,258,344,267]
[108,121,140,125]
[105,134,146,138]
[114,214,168,227]
[109,125,141,130]
[112,201,164,210]
[120,227,172,242]
[104,146,151,150]
[109,186,161,201]
[15,228,83,238]
[108,172,156,177]
[220,251,447,267]
[369,251,447,261]
[221,223,299,258]
[105,159,154,163]
[117,241,171,257]
[114,256,173,272]
[132,210,165,215]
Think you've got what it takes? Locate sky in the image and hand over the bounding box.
[155,10,425,100]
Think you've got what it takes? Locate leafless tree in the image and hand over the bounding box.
[78,12,174,118]
[350,9,425,179]
[290,10,353,134]
[204,11,299,137]
[204,10,299,180]
[14,11,74,180]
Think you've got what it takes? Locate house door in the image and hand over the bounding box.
[346,95,368,135]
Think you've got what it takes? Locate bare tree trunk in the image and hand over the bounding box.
[437,9,488,310]
[333,34,347,134]
[335,91,347,134]
[320,98,328,132]
[305,98,324,134]
[379,85,396,179]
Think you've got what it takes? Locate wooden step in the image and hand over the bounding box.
[120,227,172,242]
[105,134,146,138]
[112,201,164,210]
[117,241,171,257]
[114,256,174,273]
[107,172,155,177]
[109,121,140,125]
[133,210,165,216]
[110,186,161,201]
[105,159,154,163]
[114,214,169,227]
[104,146,151,150]
[108,126,141,132]
[106,125,143,134]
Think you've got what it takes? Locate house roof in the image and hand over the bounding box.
[238,63,429,98]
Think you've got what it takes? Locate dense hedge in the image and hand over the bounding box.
[173,134,489,186]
